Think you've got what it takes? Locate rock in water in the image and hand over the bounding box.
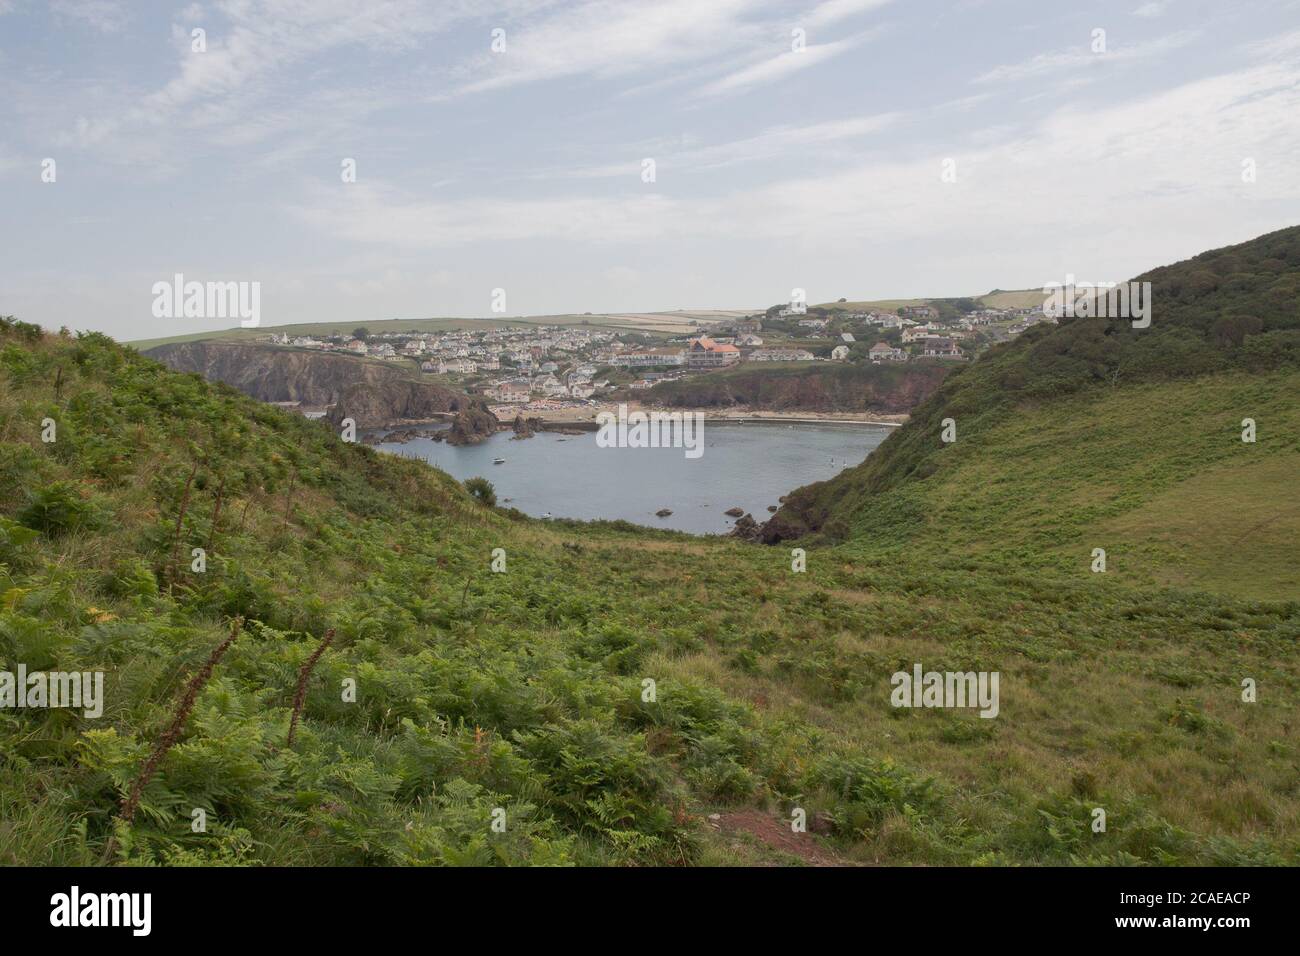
[511,414,538,439]
[724,507,744,517]
[446,402,500,445]
[656,508,673,517]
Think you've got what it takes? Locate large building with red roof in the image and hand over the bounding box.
[686,335,741,369]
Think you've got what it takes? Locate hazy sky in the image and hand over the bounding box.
[2,0,1299,341]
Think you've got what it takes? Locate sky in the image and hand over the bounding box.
[1,0,1299,341]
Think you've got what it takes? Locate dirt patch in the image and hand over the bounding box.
[712,810,850,866]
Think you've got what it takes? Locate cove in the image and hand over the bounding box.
[375,421,891,535]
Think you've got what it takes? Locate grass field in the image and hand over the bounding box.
[1,321,1295,866]
[823,371,1299,601]
[814,289,1050,313]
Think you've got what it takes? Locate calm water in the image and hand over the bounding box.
[375,421,891,535]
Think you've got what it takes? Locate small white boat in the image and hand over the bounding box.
[493,458,506,464]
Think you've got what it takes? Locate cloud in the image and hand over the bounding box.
[290,51,1300,252]
[438,0,890,100]
[290,181,700,245]
[804,0,893,28]
[975,29,1199,84]
[679,113,899,167]
[446,0,769,97]
[1132,1,1171,18]
[700,28,879,96]
[51,0,484,151]
[1244,28,1300,59]
[50,1,128,33]
[548,113,900,179]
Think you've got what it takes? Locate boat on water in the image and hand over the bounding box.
[493,458,506,464]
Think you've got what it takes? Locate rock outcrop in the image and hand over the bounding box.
[145,342,471,429]
[444,402,501,446]
[325,379,468,430]
[511,414,540,439]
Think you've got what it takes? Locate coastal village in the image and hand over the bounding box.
[261,298,1056,420]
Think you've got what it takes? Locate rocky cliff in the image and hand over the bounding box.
[322,379,472,430]
[145,342,472,429]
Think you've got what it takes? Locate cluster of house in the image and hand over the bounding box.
[768,307,970,364]
[263,298,1058,408]
[860,334,962,362]
[265,325,617,378]
[485,362,602,405]
[603,333,824,371]
[789,302,1055,362]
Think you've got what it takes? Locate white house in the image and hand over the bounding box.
[610,349,685,368]
[489,381,530,403]
[921,337,965,360]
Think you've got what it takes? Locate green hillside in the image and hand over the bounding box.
[773,227,1300,602]
[2,222,1298,868]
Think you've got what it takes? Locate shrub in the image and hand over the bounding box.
[0,516,39,567]
[464,476,496,507]
[17,482,105,537]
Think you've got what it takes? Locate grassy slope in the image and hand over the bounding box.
[825,370,1299,600]
[778,226,1300,579]
[1,322,1297,867]
[815,289,1049,313]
